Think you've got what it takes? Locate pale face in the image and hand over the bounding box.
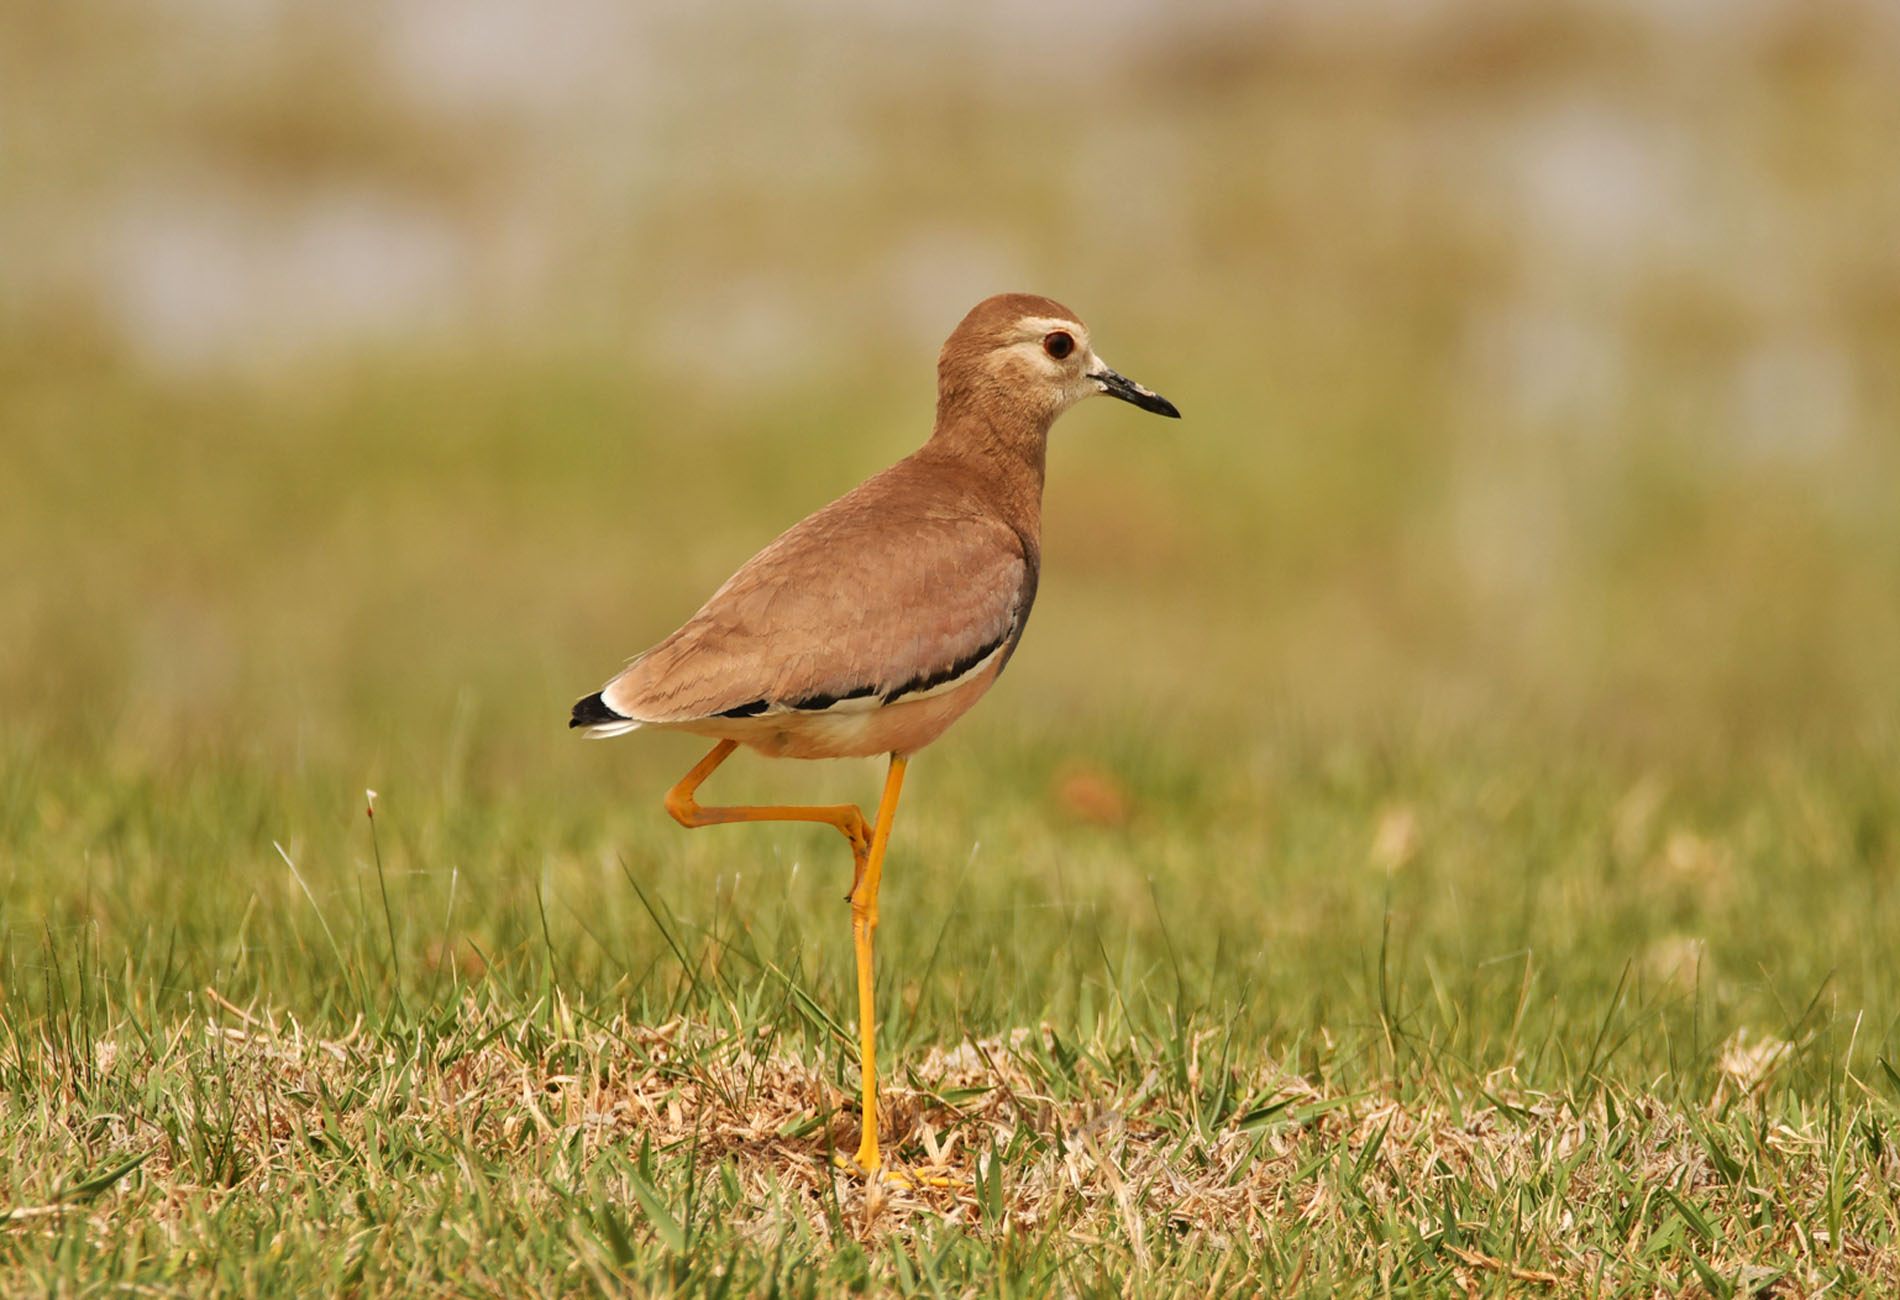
[991,314,1181,421]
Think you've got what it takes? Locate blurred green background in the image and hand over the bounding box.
[2,1,1898,1033]
[9,9,1900,1288]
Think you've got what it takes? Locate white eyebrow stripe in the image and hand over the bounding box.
[1016,315,1086,343]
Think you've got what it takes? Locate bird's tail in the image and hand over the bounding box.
[569,691,642,738]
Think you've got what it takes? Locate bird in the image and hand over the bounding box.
[570,292,1178,1175]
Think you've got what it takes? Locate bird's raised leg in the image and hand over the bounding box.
[850,753,907,1173]
[663,739,871,871]
[663,741,923,1180]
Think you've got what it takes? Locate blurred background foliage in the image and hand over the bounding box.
[1,1,1898,1023]
[5,0,1898,770]
[9,36,1900,1300]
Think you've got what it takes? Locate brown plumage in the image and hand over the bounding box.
[571,292,1177,759]
[569,292,1177,1177]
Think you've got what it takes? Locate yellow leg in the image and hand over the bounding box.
[851,754,907,1172]
[663,739,871,869]
[662,740,913,1177]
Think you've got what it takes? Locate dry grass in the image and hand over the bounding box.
[6,3,1900,1293]
[9,992,1899,1295]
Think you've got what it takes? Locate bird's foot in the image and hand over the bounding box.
[830,1148,963,1190]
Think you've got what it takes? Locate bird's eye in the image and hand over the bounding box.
[1042,331,1075,360]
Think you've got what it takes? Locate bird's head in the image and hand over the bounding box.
[936,293,1180,430]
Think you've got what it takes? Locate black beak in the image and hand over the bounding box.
[1091,368,1181,419]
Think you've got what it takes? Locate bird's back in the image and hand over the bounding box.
[594,448,1041,733]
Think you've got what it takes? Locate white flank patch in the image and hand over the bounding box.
[808,692,884,715]
[887,639,1008,705]
[740,634,1011,720]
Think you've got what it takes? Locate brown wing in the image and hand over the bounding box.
[599,459,1033,725]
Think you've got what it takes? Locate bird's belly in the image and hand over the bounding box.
[668,662,1003,760]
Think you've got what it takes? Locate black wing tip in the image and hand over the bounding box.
[570,692,629,729]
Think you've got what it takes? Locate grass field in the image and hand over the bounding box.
[5,345,1900,1296]
[7,3,1900,1295]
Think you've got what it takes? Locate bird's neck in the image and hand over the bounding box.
[924,400,1049,537]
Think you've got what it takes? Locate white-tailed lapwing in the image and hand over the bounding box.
[572,293,1179,1174]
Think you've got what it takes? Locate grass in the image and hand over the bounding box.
[6,4,1900,1289]
[6,703,1900,1293]
[4,354,1900,1295]
[4,355,1900,1294]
